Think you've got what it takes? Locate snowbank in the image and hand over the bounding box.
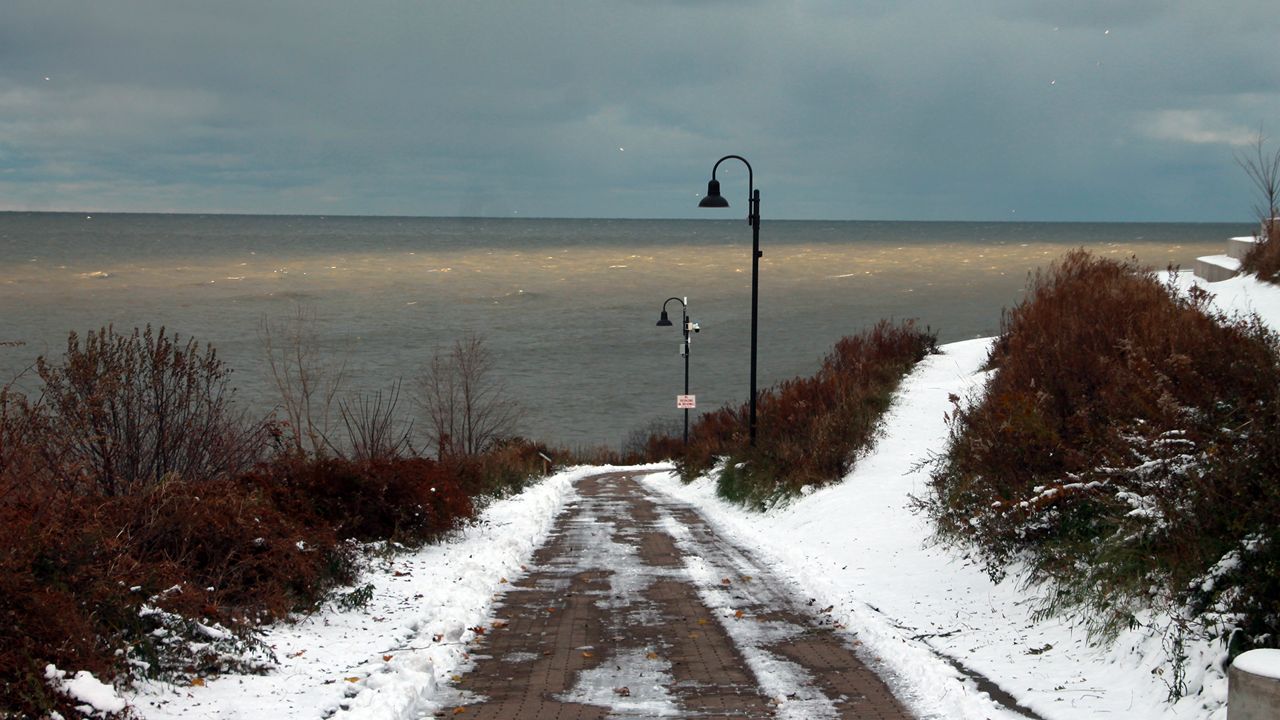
[1178,267,1280,327]
[131,464,669,720]
[642,337,1231,719]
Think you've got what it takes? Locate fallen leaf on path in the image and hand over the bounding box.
[499,577,508,584]
[190,678,205,687]
[645,652,659,660]
[383,654,393,662]
[735,610,745,619]
[492,620,508,629]
[697,618,709,626]
[721,578,732,585]
[688,632,701,639]
[451,675,463,682]
[286,649,306,658]
[581,651,594,658]
[741,575,753,582]
[614,687,631,697]
[345,677,360,683]
[470,626,486,635]
[452,708,467,715]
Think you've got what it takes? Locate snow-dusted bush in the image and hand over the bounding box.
[922,250,1280,696]
[0,327,508,718]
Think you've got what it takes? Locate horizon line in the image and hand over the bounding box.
[0,209,1253,226]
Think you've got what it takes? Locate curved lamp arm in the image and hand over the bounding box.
[707,155,757,227]
[657,296,689,328]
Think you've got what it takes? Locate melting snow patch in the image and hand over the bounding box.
[557,648,679,716]
[656,512,838,719]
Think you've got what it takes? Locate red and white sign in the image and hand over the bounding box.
[677,394,696,409]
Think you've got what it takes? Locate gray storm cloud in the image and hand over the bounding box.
[2,0,1277,221]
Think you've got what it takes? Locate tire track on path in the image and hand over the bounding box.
[437,472,912,719]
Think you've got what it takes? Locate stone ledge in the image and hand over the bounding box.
[1194,254,1241,283]
[1228,236,1258,260]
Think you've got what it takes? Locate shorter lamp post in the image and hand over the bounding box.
[656,296,698,445]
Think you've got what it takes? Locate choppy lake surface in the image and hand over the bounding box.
[0,213,1243,447]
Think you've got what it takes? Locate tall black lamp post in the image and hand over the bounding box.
[699,155,761,447]
[656,296,697,446]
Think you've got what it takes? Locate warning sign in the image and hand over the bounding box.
[677,395,696,409]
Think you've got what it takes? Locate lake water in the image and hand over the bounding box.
[0,213,1245,447]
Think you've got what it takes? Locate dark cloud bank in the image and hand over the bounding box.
[2,0,1278,221]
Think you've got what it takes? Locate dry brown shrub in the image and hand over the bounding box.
[247,456,475,546]
[680,320,938,504]
[923,249,1280,690]
[0,469,346,718]
[1240,218,1280,281]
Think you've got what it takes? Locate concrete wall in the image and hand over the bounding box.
[1194,256,1241,283]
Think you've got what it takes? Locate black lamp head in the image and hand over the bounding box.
[656,310,673,327]
[698,178,730,208]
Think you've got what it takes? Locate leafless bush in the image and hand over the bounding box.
[1237,132,1280,281]
[621,416,684,463]
[28,325,269,495]
[338,380,414,462]
[259,305,348,456]
[416,334,523,458]
[1237,131,1280,237]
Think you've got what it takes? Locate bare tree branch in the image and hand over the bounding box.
[258,305,348,457]
[1236,130,1280,239]
[338,380,414,462]
[415,333,524,458]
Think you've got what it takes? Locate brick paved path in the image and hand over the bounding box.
[436,472,913,719]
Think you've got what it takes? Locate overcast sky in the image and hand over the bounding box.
[2,1,1278,221]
